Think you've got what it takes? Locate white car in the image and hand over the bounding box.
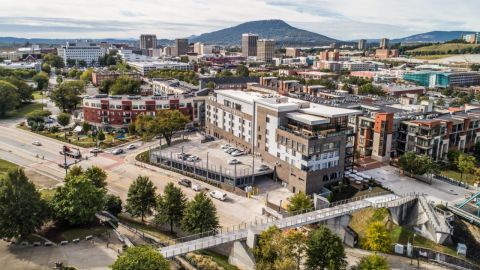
[126,144,136,150]
[187,156,199,162]
[258,165,270,171]
[228,159,241,165]
[32,141,42,146]
[224,147,236,153]
[220,144,231,150]
[209,190,227,201]
[112,148,124,155]
[90,147,102,153]
[192,183,203,192]
[231,151,245,157]
[226,148,238,154]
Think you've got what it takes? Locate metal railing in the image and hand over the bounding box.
[159,193,417,258]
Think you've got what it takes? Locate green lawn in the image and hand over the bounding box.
[330,185,390,202]
[5,103,44,119]
[440,170,477,185]
[408,43,480,53]
[0,159,18,178]
[414,54,455,60]
[60,226,109,242]
[19,125,137,149]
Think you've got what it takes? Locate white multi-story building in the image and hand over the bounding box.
[205,89,361,194]
[341,61,378,71]
[57,41,106,66]
[128,61,193,76]
[117,49,150,62]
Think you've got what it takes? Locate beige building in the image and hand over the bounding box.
[257,39,275,63]
[242,33,258,57]
[286,47,301,58]
[205,89,360,194]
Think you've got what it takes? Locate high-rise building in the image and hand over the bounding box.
[257,39,275,63]
[193,42,202,54]
[173,38,189,56]
[358,39,367,50]
[380,38,390,49]
[286,47,301,58]
[242,33,259,57]
[57,40,105,66]
[139,34,157,50]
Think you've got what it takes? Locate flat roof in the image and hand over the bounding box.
[286,112,329,125]
[303,104,362,118]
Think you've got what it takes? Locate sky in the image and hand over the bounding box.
[0,0,478,40]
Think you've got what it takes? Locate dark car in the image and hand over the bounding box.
[178,179,192,187]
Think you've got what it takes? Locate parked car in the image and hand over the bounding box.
[112,148,124,155]
[226,148,238,154]
[224,147,236,153]
[220,144,231,150]
[228,159,241,165]
[209,190,227,201]
[231,151,245,157]
[32,141,42,146]
[178,179,192,187]
[192,183,203,192]
[126,144,137,150]
[90,148,102,154]
[258,164,270,171]
[187,156,200,162]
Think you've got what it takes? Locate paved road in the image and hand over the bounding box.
[0,121,265,227]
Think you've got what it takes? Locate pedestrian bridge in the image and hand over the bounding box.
[160,193,413,258]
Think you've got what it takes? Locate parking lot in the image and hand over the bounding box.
[154,135,273,177]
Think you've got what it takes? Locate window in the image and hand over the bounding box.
[266,116,270,123]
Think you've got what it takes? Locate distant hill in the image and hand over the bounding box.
[190,19,336,46]
[392,31,477,44]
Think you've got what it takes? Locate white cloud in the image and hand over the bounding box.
[0,0,478,39]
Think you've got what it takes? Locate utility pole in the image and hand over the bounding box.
[159,135,162,164]
[206,152,209,182]
[63,146,68,175]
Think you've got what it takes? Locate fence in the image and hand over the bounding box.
[415,247,480,270]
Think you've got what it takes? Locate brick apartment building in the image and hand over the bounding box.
[82,94,206,128]
[91,71,141,86]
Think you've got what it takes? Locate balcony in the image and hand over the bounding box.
[278,126,346,141]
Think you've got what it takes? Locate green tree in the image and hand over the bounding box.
[97,130,106,143]
[457,153,476,180]
[84,166,107,189]
[26,109,51,131]
[305,226,347,270]
[4,76,34,102]
[363,221,392,253]
[82,121,91,134]
[253,226,306,270]
[358,83,385,96]
[126,176,157,221]
[50,80,85,112]
[236,65,250,77]
[0,80,20,117]
[447,150,461,170]
[50,176,105,225]
[206,81,216,89]
[67,68,80,78]
[66,59,76,67]
[155,183,186,233]
[181,192,219,234]
[0,168,46,238]
[398,152,417,176]
[43,53,65,68]
[110,245,169,270]
[136,110,190,146]
[104,194,122,216]
[57,112,71,139]
[109,76,141,95]
[80,68,93,82]
[41,63,51,74]
[33,71,50,90]
[78,60,87,68]
[99,78,115,94]
[65,165,84,182]
[436,98,445,106]
[354,254,390,270]
[287,192,313,213]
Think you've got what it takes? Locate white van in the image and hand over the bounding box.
[209,190,227,201]
[192,183,203,192]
